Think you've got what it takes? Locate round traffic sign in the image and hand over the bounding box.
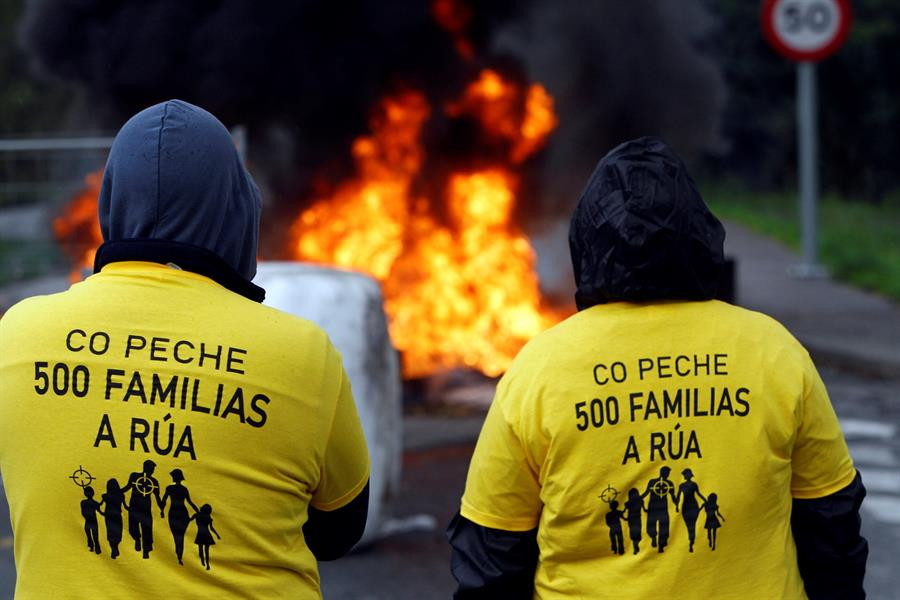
[761,0,852,62]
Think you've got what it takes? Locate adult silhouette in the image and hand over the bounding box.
[675,468,706,552]
[100,478,129,559]
[159,468,200,565]
[641,466,677,552]
[121,459,162,559]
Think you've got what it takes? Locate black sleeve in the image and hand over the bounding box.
[303,481,369,561]
[446,511,539,600]
[792,470,868,600]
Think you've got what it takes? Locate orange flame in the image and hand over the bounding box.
[56,70,563,379]
[292,70,562,378]
[449,69,559,163]
[382,170,554,377]
[431,0,475,59]
[53,170,103,281]
[292,91,429,280]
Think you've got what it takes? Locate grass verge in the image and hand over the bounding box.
[701,183,900,302]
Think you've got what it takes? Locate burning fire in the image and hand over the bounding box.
[448,69,558,164]
[292,70,561,378]
[55,70,564,379]
[54,170,103,281]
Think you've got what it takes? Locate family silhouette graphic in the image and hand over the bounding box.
[602,467,724,556]
[73,462,222,568]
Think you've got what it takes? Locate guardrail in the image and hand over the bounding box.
[0,135,114,208]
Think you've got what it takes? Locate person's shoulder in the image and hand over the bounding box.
[1,289,70,323]
[226,294,333,344]
[0,290,77,343]
[508,309,586,368]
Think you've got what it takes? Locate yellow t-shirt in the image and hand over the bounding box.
[461,300,855,600]
[0,262,369,599]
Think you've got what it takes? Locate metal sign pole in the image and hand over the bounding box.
[791,61,827,278]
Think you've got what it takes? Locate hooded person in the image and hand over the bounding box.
[0,100,370,598]
[448,137,867,599]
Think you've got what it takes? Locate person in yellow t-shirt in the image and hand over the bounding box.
[0,99,370,599]
[448,137,867,600]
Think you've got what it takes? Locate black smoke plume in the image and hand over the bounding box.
[21,0,723,263]
[493,0,725,221]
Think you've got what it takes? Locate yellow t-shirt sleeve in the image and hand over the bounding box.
[461,384,542,532]
[310,360,370,511]
[790,360,856,499]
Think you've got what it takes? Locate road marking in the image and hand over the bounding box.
[849,443,897,468]
[862,495,900,525]
[858,468,900,494]
[379,514,438,538]
[840,419,896,440]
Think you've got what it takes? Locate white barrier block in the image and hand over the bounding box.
[253,262,402,545]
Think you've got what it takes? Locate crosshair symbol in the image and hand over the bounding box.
[69,465,95,488]
[599,484,619,504]
[652,479,674,498]
[134,474,158,497]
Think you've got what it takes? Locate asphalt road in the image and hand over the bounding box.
[2,367,899,599]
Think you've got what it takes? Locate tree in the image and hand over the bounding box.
[703,0,900,201]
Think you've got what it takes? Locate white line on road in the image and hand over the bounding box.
[840,419,897,440]
[859,468,900,494]
[849,443,897,468]
[862,494,900,525]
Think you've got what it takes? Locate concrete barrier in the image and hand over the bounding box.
[253,262,403,546]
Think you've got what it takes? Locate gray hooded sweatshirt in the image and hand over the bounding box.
[95,99,265,301]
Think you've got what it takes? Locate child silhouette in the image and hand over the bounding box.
[190,504,222,570]
[80,486,104,555]
[624,488,646,555]
[605,500,626,556]
[702,493,725,550]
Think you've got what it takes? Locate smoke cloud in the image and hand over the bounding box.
[493,0,725,223]
[21,0,724,265]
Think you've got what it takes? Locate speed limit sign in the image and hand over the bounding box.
[761,0,852,277]
[761,0,852,62]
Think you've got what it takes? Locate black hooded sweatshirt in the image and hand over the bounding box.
[448,137,866,600]
[94,99,367,561]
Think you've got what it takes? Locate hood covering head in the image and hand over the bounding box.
[96,99,263,298]
[569,137,725,310]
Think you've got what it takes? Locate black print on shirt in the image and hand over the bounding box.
[600,466,724,555]
[69,463,223,569]
[123,460,162,559]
